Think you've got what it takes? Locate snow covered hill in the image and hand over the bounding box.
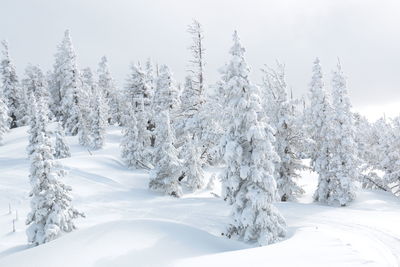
[0,126,400,267]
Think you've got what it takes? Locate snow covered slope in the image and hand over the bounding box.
[0,126,399,267]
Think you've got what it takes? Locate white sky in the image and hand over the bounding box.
[1,0,400,120]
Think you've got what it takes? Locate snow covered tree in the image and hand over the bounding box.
[54,122,71,159]
[1,40,23,128]
[175,22,206,147]
[90,84,108,150]
[219,31,286,245]
[121,107,139,166]
[144,58,155,100]
[0,92,9,144]
[122,63,153,134]
[305,58,330,161]
[97,56,120,125]
[152,64,180,115]
[26,94,83,246]
[125,63,152,110]
[195,89,225,165]
[77,68,93,147]
[313,61,358,206]
[377,117,400,195]
[352,113,385,190]
[22,65,50,122]
[52,30,82,135]
[27,93,39,157]
[180,75,197,116]
[181,135,205,190]
[261,63,306,201]
[304,58,335,203]
[81,67,95,96]
[149,110,182,197]
[175,75,201,141]
[187,19,205,100]
[121,97,152,169]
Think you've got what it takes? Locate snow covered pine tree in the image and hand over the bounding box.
[261,63,306,201]
[181,135,205,190]
[97,56,121,125]
[0,91,9,144]
[51,30,82,135]
[219,31,286,245]
[149,110,182,197]
[305,58,334,203]
[26,94,83,246]
[310,59,358,206]
[1,40,24,128]
[121,97,151,169]
[324,61,358,205]
[90,84,108,150]
[54,122,71,159]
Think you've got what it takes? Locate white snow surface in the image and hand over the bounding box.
[0,126,399,267]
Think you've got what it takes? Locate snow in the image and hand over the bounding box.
[0,126,400,266]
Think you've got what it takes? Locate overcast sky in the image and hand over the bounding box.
[1,0,399,120]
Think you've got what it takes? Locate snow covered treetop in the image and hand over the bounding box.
[230,31,245,58]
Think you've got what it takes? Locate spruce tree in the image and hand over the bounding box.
[304,58,335,203]
[121,97,151,169]
[54,122,71,159]
[90,84,108,150]
[98,56,120,125]
[144,58,155,100]
[220,31,286,245]
[52,30,82,135]
[152,64,180,115]
[313,61,358,206]
[77,68,93,147]
[125,63,151,109]
[149,110,182,197]
[181,135,205,191]
[26,95,83,246]
[0,40,23,128]
[261,64,305,201]
[0,92,9,144]
[380,117,400,195]
[22,65,50,122]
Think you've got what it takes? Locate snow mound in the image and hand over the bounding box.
[0,219,248,267]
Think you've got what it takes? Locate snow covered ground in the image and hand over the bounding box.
[0,126,399,267]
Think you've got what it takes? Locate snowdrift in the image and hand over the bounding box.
[0,219,247,267]
[0,126,400,267]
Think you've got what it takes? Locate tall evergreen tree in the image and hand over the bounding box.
[26,94,83,246]
[98,56,120,125]
[52,30,82,135]
[313,61,358,206]
[121,97,151,169]
[77,68,93,147]
[181,135,205,190]
[54,122,71,159]
[219,31,286,245]
[125,63,152,110]
[22,65,50,123]
[304,58,335,203]
[90,84,108,150]
[0,92,9,144]
[152,64,180,115]
[187,19,205,100]
[149,110,182,197]
[261,64,305,201]
[1,40,23,128]
[144,58,155,101]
